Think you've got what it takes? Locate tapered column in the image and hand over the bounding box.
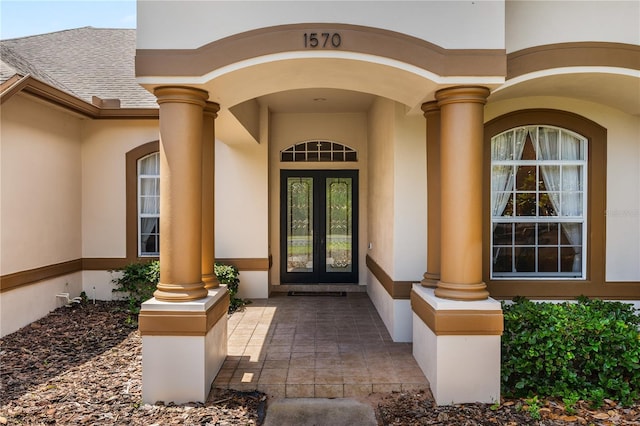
[202,102,220,289]
[434,86,490,301]
[154,86,209,301]
[421,101,441,288]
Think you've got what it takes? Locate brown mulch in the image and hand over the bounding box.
[1,301,638,425]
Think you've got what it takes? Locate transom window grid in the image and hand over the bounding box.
[138,152,160,257]
[281,140,357,162]
[490,125,587,279]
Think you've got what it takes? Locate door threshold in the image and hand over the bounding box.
[272,284,366,293]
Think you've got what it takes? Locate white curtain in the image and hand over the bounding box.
[139,153,160,251]
[491,128,529,222]
[536,128,583,272]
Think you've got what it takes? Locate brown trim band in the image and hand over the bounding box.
[411,289,504,336]
[0,75,158,119]
[366,255,413,299]
[138,291,230,336]
[0,259,82,293]
[1,257,271,293]
[217,258,270,271]
[507,42,640,79]
[136,23,506,78]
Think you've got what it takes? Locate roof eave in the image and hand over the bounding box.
[0,74,158,119]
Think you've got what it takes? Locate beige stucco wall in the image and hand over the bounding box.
[0,94,82,275]
[506,0,640,53]
[485,97,640,281]
[215,138,269,259]
[393,103,427,281]
[268,111,368,285]
[367,97,396,276]
[81,120,160,258]
[138,1,505,50]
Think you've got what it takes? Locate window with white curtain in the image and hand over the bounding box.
[138,152,159,256]
[490,125,587,279]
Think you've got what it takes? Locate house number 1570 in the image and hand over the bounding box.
[303,32,342,48]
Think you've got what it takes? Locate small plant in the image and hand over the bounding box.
[562,392,580,415]
[525,396,541,420]
[111,261,159,318]
[214,262,251,313]
[79,291,88,303]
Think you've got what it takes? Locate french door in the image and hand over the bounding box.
[280,170,358,284]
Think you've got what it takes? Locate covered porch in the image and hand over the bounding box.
[215,292,429,399]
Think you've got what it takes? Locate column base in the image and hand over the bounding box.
[435,280,489,301]
[154,281,209,301]
[140,287,229,404]
[420,272,440,288]
[411,285,502,405]
[202,273,220,289]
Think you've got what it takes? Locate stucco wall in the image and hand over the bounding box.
[367,97,396,276]
[215,138,269,259]
[268,111,368,285]
[81,120,160,258]
[138,1,505,50]
[1,94,82,275]
[485,97,640,281]
[506,0,640,53]
[393,103,427,281]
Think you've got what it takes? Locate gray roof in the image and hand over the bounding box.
[1,27,157,108]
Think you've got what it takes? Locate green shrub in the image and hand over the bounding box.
[214,262,251,313]
[501,296,640,406]
[113,261,250,318]
[112,261,159,316]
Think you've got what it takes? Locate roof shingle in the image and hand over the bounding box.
[1,27,157,108]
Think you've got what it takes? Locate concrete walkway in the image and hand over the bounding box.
[263,398,377,426]
[213,293,429,398]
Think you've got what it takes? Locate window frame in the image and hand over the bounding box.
[490,125,588,280]
[126,141,159,262]
[483,110,607,299]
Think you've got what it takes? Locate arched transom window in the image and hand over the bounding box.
[490,125,587,279]
[281,140,357,162]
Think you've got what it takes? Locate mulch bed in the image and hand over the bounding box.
[1,301,638,425]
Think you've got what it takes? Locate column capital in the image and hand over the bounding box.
[204,101,220,118]
[154,86,209,107]
[435,86,490,107]
[421,100,440,116]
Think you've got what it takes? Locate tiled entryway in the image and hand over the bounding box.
[213,293,429,398]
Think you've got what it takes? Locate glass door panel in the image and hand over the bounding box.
[326,178,352,273]
[286,177,313,273]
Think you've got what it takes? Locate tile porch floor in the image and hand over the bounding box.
[213,293,430,398]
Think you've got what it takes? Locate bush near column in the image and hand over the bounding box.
[501,296,640,407]
[214,262,251,313]
[112,261,250,318]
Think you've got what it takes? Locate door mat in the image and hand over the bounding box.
[287,291,346,297]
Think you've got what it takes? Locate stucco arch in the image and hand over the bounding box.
[136,23,505,111]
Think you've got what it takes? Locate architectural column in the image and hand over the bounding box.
[140,87,229,404]
[202,102,220,289]
[435,86,490,301]
[421,101,441,288]
[154,86,209,301]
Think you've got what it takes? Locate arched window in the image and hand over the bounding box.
[280,140,357,162]
[490,126,587,279]
[138,152,160,256]
[126,141,159,261]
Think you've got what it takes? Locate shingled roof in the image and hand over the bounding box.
[1,27,157,108]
